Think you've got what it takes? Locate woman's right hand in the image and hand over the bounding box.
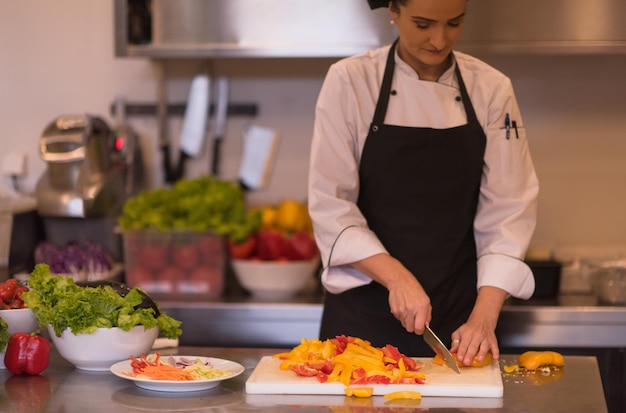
[352,253,432,334]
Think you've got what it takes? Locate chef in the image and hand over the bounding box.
[307,0,538,365]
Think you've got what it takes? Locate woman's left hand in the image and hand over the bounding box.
[449,286,507,366]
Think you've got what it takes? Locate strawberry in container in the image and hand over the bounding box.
[118,176,261,299]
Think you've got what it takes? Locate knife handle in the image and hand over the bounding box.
[211,138,222,176]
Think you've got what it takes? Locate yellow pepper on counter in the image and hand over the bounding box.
[518,351,565,371]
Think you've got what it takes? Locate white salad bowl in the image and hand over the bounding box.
[47,325,158,371]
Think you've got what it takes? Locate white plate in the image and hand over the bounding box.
[110,355,245,392]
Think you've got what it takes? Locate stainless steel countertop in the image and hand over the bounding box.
[157,293,626,349]
[0,346,608,412]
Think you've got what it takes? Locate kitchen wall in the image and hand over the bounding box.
[1,0,626,257]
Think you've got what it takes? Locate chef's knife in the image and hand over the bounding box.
[423,325,461,374]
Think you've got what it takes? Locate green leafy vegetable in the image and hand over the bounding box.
[0,316,9,352]
[22,264,182,339]
[118,175,261,242]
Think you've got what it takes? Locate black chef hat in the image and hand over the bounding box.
[367,0,390,10]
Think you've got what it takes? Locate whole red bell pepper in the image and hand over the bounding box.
[4,332,50,375]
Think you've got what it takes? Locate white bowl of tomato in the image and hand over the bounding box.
[228,229,320,299]
[0,279,40,369]
[0,279,39,335]
[231,257,320,300]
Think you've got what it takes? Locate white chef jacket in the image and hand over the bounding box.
[308,45,538,299]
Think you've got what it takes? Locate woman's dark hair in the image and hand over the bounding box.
[367,0,390,10]
[367,1,406,10]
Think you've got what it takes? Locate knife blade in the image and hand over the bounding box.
[423,325,461,374]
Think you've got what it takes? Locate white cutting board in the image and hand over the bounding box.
[246,356,503,398]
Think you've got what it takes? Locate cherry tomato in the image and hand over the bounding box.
[0,282,17,303]
[13,286,29,302]
[9,298,25,309]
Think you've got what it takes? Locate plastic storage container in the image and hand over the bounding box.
[122,230,225,300]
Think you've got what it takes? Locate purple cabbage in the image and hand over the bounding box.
[34,240,113,281]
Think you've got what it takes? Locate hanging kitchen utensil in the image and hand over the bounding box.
[423,325,461,374]
[238,125,279,191]
[171,73,211,182]
[175,73,211,180]
[211,77,229,176]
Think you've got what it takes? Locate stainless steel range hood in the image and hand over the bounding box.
[457,0,626,54]
[114,0,626,59]
[115,0,396,58]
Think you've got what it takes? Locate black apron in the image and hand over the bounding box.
[320,41,487,356]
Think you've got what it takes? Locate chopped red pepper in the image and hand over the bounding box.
[4,332,50,376]
[289,364,319,377]
[316,371,328,383]
[351,374,392,385]
[307,360,333,375]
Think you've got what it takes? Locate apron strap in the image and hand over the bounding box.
[371,43,478,128]
[371,39,398,129]
[453,59,478,123]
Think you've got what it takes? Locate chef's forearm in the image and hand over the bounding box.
[351,253,414,289]
[468,286,508,330]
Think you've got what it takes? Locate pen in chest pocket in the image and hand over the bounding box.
[504,113,510,139]
[501,113,519,139]
[511,120,519,139]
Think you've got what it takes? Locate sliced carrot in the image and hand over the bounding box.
[125,352,195,381]
[126,364,195,381]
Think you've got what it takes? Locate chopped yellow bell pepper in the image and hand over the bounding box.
[333,353,384,372]
[338,363,353,386]
[384,390,422,400]
[503,364,519,374]
[350,339,384,358]
[364,369,394,380]
[344,387,374,397]
[274,336,426,386]
[398,357,406,376]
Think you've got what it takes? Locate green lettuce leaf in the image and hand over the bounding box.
[0,317,8,352]
[23,264,181,339]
